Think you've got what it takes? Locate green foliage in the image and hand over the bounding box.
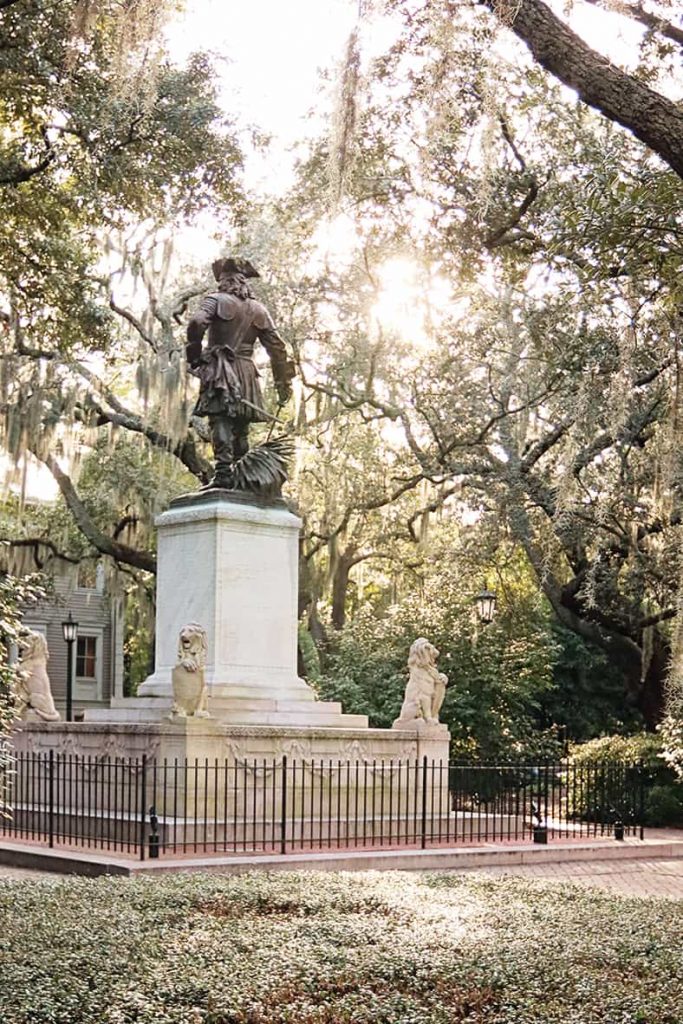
[645,785,683,828]
[659,714,683,782]
[0,0,243,353]
[540,625,644,741]
[0,569,48,694]
[318,559,561,760]
[298,622,322,683]
[1,871,683,1022]
[123,584,154,697]
[571,732,663,770]
[76,431,198,550]
[0,568,47,813]
[570,734,683,827]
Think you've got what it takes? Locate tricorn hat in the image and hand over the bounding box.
[212,257,260,281]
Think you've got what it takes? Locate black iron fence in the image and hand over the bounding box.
[1,752,644,860]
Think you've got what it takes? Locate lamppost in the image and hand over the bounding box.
[475,586,497,625]
[62,612,79,722]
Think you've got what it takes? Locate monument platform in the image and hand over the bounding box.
[13,718,449,766]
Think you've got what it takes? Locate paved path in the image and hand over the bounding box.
[467,857,683,899]
[2,851,683,897]
[0,864,57,880]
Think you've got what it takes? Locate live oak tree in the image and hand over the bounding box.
[478,0,683,735]
[279,0,683,726]
[482,0,683,182]
[0,0,244,572]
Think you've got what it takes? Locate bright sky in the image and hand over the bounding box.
[162,0,666,198]
[164,0,359,193]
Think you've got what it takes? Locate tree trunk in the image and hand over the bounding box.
[39,452,157,573]
[554,595,668,729]
[331,551,357,631]
[635,631,668,729]
[484,0,683,181]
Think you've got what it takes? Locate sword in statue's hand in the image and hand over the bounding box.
[266,398,287,442]
[266,381,292,442]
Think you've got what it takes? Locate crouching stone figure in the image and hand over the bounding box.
[393,637,447,728]
[170,623,210,719]
[15,630,60,722]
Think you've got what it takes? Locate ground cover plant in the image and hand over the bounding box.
[0,870,682,1023]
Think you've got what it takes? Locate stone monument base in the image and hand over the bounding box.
[12,720,451,841]
[13,718,449,768]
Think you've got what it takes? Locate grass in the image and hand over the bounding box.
[0,870,681,1023]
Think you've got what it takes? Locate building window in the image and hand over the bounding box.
[76,636,98,679]
[76,562,105,593]
[73,628,104,702]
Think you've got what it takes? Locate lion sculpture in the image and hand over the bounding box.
[393,637,447,728]
[170,623,210,719]
[15,631,60,722]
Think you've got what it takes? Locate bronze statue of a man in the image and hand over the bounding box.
[186,258,295,489]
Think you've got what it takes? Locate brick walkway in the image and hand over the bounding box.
[0,864,53,880]
[3,859,683,895]
[466,857,683,899]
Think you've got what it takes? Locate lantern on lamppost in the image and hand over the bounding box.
[475,587,497,625]
[61,612,79,722]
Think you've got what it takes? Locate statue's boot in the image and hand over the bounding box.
[204,415,243,490]
[201,468,234,491]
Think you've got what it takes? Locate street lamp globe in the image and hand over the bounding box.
[475,587,497,625]
[61,612,79,644]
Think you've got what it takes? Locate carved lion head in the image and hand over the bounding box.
[407,637,439,671]
[177,623,208,668]
[20,630,49,664]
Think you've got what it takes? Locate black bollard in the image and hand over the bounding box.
[148,805,160,859]
[533,825,548,845]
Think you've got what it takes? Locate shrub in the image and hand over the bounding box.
[318,578,562,761]
[0,570,47,815]
[645,784,683,827]
[659,714,683,782]
[570,733,683,827]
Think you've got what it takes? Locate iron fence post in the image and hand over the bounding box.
[280,755,287,855]
[420,754,428,850]
[278,753,286,856]
[639,759,645,841]
[139,754,147,861]
[48,749,54,849]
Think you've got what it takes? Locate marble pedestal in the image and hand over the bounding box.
[142,490,308,697]
[86,490,366,729]
[14,719,450,765]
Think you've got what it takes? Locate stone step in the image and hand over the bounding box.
[84,708,369,728]
[219,710,368,727]
[102,697,344,716]
[209,684,316,702]
[140,682,317,702]
[109,698,171,710]
[209,698,344,716]
[84,701,368,729]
